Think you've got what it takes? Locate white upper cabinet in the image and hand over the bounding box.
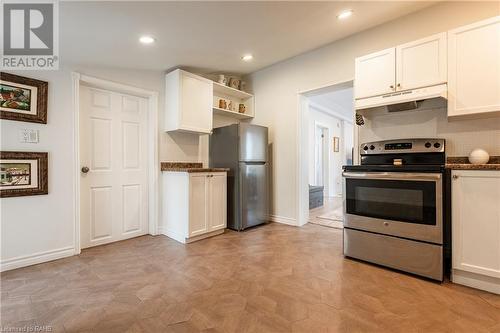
[165,69,213,134]
[355,48,396,99]
[448,16,500,118]
[396,32,447,91]
[355,34,447,100]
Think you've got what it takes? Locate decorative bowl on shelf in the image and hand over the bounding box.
[468,148,490,164]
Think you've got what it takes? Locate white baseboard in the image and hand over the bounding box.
[158,226,186,244]
[1,246,75,272]
[452,269,500,295]
[269,214,298,226]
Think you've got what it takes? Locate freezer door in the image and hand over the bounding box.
[240,162,268,229]
[239,124,268,162]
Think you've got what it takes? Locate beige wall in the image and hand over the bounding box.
[248,1,500,223]
[0,61,240,268]
[0,65,205,268]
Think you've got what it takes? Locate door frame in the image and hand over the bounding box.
[71,72,159,254]
[296,79,356,226]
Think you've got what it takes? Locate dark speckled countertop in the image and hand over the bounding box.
[446,156,500,170]
[161,162,229,173]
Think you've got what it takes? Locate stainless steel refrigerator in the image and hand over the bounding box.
[209,123,269,231]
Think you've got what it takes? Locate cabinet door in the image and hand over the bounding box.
[452,170,500,278]
[180,71,213,133]
[188,174,209,237]
[354,48,396,99]
[396,32,446,91]
[208,173,227,231]
[448,17,500,117]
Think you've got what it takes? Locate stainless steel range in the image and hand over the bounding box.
[342,138,449,281]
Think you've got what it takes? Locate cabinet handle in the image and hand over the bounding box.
[397,83,401,88]
[452,175,459,179]
[390,85,394,89]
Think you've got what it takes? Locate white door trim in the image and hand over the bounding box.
[72,72,159,254]
[296,79,355,227]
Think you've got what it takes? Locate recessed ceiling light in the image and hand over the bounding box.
[241,54,253,61]
[139,36,155,44]
[337,9,353,20]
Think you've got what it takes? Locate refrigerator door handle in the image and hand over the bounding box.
[241,161,267,165]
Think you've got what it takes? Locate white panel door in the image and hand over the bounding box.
[208,173,227,231]
[188,174,209,237]
[448,16,500,117]
[80,86,148,249]
[354,48,396,99]
[396,32,447,91]
[452,170,500,278]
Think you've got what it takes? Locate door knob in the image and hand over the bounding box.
[81,166,90,174]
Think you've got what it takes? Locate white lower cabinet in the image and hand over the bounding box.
[451,170,500,294]
[162,172,227,243]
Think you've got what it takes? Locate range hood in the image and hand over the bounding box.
[355,83,447,112]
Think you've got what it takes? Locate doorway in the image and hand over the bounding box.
[297,80,356,228]
[314,124,329,192]
[73,73,159,252]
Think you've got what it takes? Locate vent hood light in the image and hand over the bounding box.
[355,83,448,112]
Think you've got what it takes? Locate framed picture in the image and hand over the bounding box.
[0,151,48,198]
[333,137,340,152]
[0,72,48,124]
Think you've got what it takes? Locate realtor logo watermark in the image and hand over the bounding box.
[1,0,59,70]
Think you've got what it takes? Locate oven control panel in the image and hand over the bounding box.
[360,138,445,155]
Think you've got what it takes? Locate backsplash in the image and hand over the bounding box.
[359,107,500,156]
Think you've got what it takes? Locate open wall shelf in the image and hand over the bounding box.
[212,82,254,120]
[213,107,254,119]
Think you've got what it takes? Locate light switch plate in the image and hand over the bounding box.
[19,129,39,143]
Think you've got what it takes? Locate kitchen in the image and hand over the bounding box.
[1,1,499,332]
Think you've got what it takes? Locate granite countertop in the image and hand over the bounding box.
[161,162,229,173]
[445,156,500,170]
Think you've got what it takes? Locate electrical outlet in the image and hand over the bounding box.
[18,129,39,143]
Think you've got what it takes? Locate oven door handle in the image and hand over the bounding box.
[342,172,442,181]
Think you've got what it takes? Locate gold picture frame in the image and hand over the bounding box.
[0,151,48,198]
[0,72,48,124]
[333,137,340,152]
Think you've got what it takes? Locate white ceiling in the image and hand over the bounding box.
[60,1,437,74]
[309,86,354,119]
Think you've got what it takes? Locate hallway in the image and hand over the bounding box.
[309,197,344,229]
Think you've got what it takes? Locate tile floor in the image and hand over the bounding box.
[309,197,343,229]
[1,223,499,332]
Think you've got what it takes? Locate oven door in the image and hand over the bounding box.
[342,172,442,244]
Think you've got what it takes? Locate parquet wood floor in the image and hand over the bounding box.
[1,223,499,332]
